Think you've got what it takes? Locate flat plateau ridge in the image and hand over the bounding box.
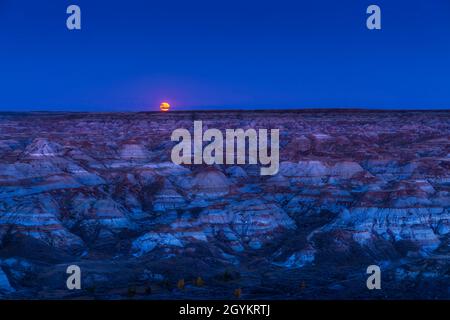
[0,110,448,299]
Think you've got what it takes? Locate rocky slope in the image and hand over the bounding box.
[0,110,448,299]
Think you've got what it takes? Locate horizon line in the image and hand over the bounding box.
[0,106,450,113]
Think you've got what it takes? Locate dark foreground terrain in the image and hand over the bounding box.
[0,110,448,299]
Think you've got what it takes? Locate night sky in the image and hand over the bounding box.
[0,0,449,111]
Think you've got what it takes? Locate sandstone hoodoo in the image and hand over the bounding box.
[0,110,448,299]
[24,138,64,158]
[152,179,186,212]
[191,168,231,198]
[119,143,149,160]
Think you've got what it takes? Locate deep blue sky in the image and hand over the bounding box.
[0,0,449,111]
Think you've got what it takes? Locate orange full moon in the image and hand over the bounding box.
[160,102,170,112]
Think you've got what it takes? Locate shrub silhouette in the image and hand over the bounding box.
[195,277,204,287]
[177,279,185,290]
[223,270,232,282]
[86,285,96,294]
[127,286,136,297]
[145,285,152,295]
[161,279,171,289]
[221,269,240,282]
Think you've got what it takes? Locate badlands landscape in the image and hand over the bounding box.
[0,110,448,299]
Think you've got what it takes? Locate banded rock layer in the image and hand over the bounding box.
[0,110,448,299]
